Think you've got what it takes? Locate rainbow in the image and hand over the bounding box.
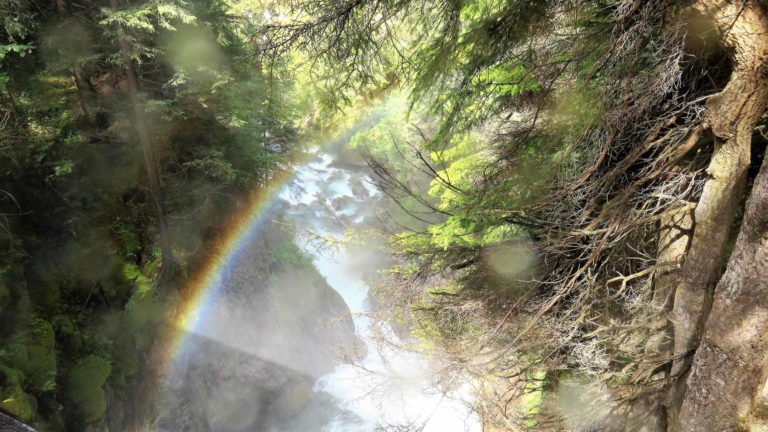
[146,155,311,400]
[170,168,292,337]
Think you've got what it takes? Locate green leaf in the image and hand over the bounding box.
[53,161,74,177]
[0,43,34,62]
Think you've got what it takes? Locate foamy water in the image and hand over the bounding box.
[280,147,481,432]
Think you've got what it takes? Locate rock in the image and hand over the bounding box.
[332,146,368,170]
[150,221,362,431]
[331,196,354,212]
[66,356,112,424]
[0,384,37,422]
[349,176,370,200]
[153,335,361,432]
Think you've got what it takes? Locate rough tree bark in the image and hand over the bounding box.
[668,0,768,429]
[677,125,768,431]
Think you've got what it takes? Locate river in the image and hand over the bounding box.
[154,144,480,431]
[280,146,480,432]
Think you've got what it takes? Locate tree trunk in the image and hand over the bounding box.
[71,65,96,121]
[110,0,175,287]
[677,135,768,431]
[668,0,768,429]
[633,207,693,431]
[625,204,694,431]
[652,208,695,356]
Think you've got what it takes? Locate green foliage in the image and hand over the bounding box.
[0,0,37,74]
[277,0,549,141]
[0,0,299,428]
[98,2,196,62]
[0,44,34,62]
[1,0,36,40]
[182,149,236,183]
[521,371,545,427]
[53,160,74,177]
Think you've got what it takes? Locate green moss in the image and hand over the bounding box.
[122,263,141,281]
[0,364,26,386]
[754,402,768,420]
[8,318,57,392]
[122,263,155,295]
[521,371,545,428]
[66,356,112,424]
[35,280,62,313]
[0,383,37,421]
[0,361,36,421]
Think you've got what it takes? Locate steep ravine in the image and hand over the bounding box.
[147,144,480,432]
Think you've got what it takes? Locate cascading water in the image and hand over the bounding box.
[155,144,480,432]
[280,146,481,432]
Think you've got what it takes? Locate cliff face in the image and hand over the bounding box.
[87,219,362,432]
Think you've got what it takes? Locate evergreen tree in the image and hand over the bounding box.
[267,0,768,429]
[0,0,297,428]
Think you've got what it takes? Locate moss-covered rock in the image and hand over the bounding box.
[0,383,38,421]
[66,356,112,424]
[0,364,37,420]
[8,318,57,392]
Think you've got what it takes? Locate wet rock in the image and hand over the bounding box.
[327,170,345,183]
[330,196,354,212]
[349,177,370,200]
[332,146,368,170]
